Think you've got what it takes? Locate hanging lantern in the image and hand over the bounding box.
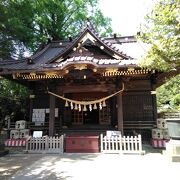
[78,104,81,111]
[93,103,97,110]
[83,105,87,111]
[99,102,102,110]
[89,104,92,111]
[102,100,106,107]
[70,102,73,109]
[65,100,69,107]
[75,104,78,110]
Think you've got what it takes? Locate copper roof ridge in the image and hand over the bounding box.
[82,23,133,59]
[79,21,132,59]
[46,22,133,64]
[104,36,137,44]
[46,27,91,64]
[47,26,133,63]
[30,43,51,61]
[97,36,132,59]
[30,25,95,63]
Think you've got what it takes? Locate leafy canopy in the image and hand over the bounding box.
[0,78,29,129]
[139,0,180,71]
[156,75,180,112]
[0,0,112,59]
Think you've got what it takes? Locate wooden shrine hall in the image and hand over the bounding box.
[0,22,158,139]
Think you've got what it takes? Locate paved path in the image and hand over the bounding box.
[0,152,180,180]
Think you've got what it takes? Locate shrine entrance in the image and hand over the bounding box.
[67,91,111,126]
[71,102,110,125]
[83,109,99,124]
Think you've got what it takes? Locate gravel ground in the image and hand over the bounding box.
[0,146,180,180]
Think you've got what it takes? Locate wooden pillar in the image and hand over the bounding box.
[59,91,63,130]
[152,93,158,123]
[49,94,55,136]
[117,93,124,135]
[110,97,117,127]
[29,96,33,123]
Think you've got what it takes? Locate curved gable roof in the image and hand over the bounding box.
[48,23,132,63]
[0,22,139,74]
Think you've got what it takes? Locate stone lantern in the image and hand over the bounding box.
[164,119,180,162]
[167,119,180,139]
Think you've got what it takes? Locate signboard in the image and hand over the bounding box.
[33,131,43,137]
[106,131,121,137]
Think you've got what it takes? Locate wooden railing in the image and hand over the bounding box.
[26,135,64,153]
[100,134,145,154]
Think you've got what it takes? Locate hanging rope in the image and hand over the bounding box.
[48,83,124,106]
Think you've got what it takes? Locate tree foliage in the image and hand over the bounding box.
[139,0,180,71]
[0,0,112,59]
[156,75,180,112]
[0,79,29,129]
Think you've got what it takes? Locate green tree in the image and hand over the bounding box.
[139,0,180,71]
[0,0,112,59]
[156,75,180,112]
[0,79,29,130]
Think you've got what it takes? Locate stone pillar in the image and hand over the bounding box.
[49,94,55,136]
[117,93,123,135]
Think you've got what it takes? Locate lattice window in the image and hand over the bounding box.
[123,94,153,122]
[72,110,83,125]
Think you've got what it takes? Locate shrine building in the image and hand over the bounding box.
[0,23,159,140]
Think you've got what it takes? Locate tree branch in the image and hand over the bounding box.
[156,67,180,87]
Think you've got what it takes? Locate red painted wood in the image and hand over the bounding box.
[65,135,99,153]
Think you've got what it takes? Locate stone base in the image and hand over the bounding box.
[171,155,180,162]
[163,139,180,162]
[5,147,26,154]
[163,150,180,162]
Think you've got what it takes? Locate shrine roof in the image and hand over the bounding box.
[0,56,137,73]
[0,22,144,75]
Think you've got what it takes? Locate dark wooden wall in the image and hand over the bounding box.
[122,78,156,131]
[123,92,155,129]
[29,93,64,134]
[32,94,49,108]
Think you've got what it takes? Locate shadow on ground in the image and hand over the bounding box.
[0,153,99,180]
[0,145,164,180]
